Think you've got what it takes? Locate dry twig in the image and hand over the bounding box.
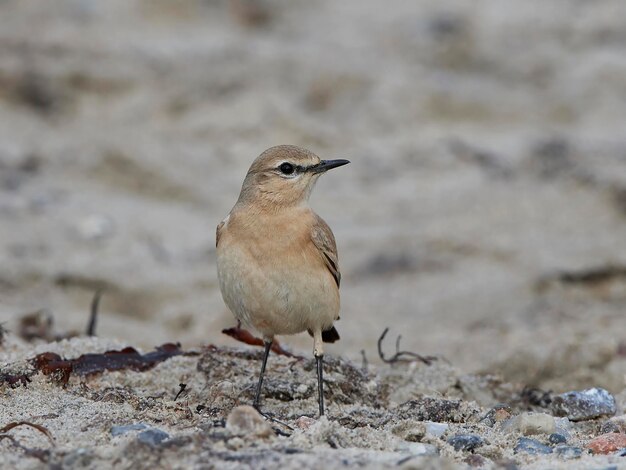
[377,327,435,365]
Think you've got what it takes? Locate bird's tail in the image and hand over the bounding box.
[306,326,340,343]
[322,326,340,343]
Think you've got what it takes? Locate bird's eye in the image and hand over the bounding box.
[279,162,295,175]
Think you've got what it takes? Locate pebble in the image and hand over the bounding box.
[110,423,148,436]
[603,414,626,434]
[295,416,316,430]
[447,434,484,452]
[554,417,572,435]
[137,429,170,447]
[425,421,449,438]
[554,445,582,459]
[62,448,93,467]
[391,421,426,442]
[508,412,556,435]
[226,405,273,438]
[587,433,626,454]
[551,388,616,421]
[514,437,553,455]
[480,405,511,426]
[549,433,567,444]
[396,442,439,457]
[600,421,621,434]
[464,454,486,467]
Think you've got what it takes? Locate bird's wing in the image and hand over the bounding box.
[311,214,341,288]
[216,218,226,248]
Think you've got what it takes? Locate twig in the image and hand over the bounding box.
[377,327,435,365]
[174,383,187,401]
[86,289,103,336]
[0,421,55,446]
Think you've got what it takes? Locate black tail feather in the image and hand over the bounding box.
[308,326,340,343]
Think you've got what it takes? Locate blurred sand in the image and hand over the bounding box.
[1,0,626,395]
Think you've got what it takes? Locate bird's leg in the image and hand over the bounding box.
[253,340,272,411]
[316,354,325,416]
[313,331,325,416]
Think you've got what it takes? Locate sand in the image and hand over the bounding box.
[1,0,626,468]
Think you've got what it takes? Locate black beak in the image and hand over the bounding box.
[310,159,350,173]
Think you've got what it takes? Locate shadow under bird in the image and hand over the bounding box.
[216,145,349,416]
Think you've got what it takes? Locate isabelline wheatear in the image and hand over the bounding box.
[216,145,349,416]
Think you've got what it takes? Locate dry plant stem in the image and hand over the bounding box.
[174,383,187,401]
[0,421,55,446]
[377,327,434,365]
[86,289,103,336]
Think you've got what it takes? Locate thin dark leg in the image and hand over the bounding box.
[316,354,324,416]
[253,341,272,410]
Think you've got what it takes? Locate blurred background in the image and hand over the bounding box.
[1,0,626,391]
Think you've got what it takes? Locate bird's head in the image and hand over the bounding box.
[237,145,349,208]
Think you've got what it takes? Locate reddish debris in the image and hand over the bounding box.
[0,373,32,388]
[0,421,55,446]
[31,343,194,385]
[587,432,626,454]
[221,327,298,357]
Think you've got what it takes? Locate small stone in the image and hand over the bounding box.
[603,415,626,434]
[554,445,582,459]
[226,405,273,438]
[425,421,449,438]
[551,388,616,421]
[600,421,621,434]
[392,421,426,442]
[549,433,567,444]
[62,448,93,467]
[510,412,556,435]
[396,442,439,456]
[110,423,148,436]
[447,434,483,452]
[494,408,512,423]
[587,433,626,454]
[514,437,553,455]
[480,405,511,426]
[554,417,572,435]
[464,454,486,467]
[137,429,170,447]
[615,448,626,457]
[295,416,316,430]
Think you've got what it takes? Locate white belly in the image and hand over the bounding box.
[217,239,339,338]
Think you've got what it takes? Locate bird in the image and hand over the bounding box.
[216,145,349,417]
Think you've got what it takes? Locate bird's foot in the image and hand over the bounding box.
[252,404,294,431]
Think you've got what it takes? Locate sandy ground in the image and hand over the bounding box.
[1,335,626,469]
[1,0,626,468]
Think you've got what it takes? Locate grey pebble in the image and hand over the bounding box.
[447,434,483,452]
[600,421,620,434]
[554,445,582,459]
[549,433,567,444]
[551,387,616,421]
[137,429,170,446]
[425,421,449,438]
[111,423,148,436]
[514,437,553,455]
